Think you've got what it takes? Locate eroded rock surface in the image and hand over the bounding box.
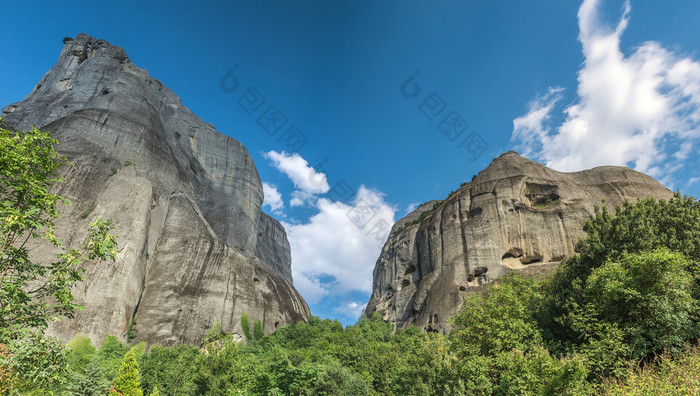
[1,33,310,345]
[365,151,673,333]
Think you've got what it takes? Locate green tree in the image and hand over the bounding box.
[450,273,544,358]
[139,345,198,396]
[98,335,127,382]
[309,359,370,396]
[0,121,118,335]
[253,319,264,342]
[0,120,118,390]
[581,250,697,359]
[540,195,700,376]
[66,360,110,396]
[67,334,97,373]
[111,349,143,396]
[127,319,138,343]
[240,312,252,343]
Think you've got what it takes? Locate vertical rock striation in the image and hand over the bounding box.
[1,33,310,345]
[365,151,674,333]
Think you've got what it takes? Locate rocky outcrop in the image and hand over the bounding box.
[365,151,674,333]
[1,33,310,346]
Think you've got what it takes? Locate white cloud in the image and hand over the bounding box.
[262,182,283,214]
[405,202,419,215]
[284,186,396,304]
[264,151,329,206]
[689,177,700,186]
[512,0,700,181]
[333,301,367,321]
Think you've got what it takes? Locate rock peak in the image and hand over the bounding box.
[61,33,129,64]
[366,153,673,333]
[2,34,309,346]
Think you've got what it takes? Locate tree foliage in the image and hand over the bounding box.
[66,360,109,396]
[0,121,118,337]
[0,120,119,391]
[111,349,143,396]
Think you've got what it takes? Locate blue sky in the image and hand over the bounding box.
[2,0,700,325]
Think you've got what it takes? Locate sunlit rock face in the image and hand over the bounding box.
[1,33,309,346]
[365,151,673,333]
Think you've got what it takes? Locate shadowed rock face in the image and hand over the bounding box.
[365,151,674,333]
[1,33,309,345]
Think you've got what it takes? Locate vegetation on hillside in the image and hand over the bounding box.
[1,123,699,394]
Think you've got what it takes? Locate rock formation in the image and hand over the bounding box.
[365,151,674,333]
[1,33,310,346]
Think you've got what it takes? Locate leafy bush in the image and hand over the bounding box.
[450,273,544,358]
[139,345,198,396]
[602,346,700,395]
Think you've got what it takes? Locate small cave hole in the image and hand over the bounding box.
[253,277,260,283]
[468,207,483,219]
[473,267,488,277]
[522,257,542,265]
[524,182,561,208]
[274,321,280,328]
[404,265,416,275]
[401,279,410,288]
[433,314,439,324]
[502,249,523,261]
[459,285,467,291]
[102,88,110,95]
[467,274,475,282]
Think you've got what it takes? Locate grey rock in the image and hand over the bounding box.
[365,151,674,333]
[255,213,293,283]
[1,33,310,345]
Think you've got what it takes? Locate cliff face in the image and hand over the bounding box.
[1,33,310,345]
[365,151,674,333]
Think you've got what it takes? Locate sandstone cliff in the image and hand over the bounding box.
[1,33,310,346]
[365,151,674,333]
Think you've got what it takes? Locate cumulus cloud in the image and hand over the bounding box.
[334,301,367,320]
[264,151,329,206]
[283,186,396,304]
[512,0,700,181]
[262,182,283,214]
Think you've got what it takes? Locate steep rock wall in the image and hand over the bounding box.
[365,151,674,333]
[1,33,310,345]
